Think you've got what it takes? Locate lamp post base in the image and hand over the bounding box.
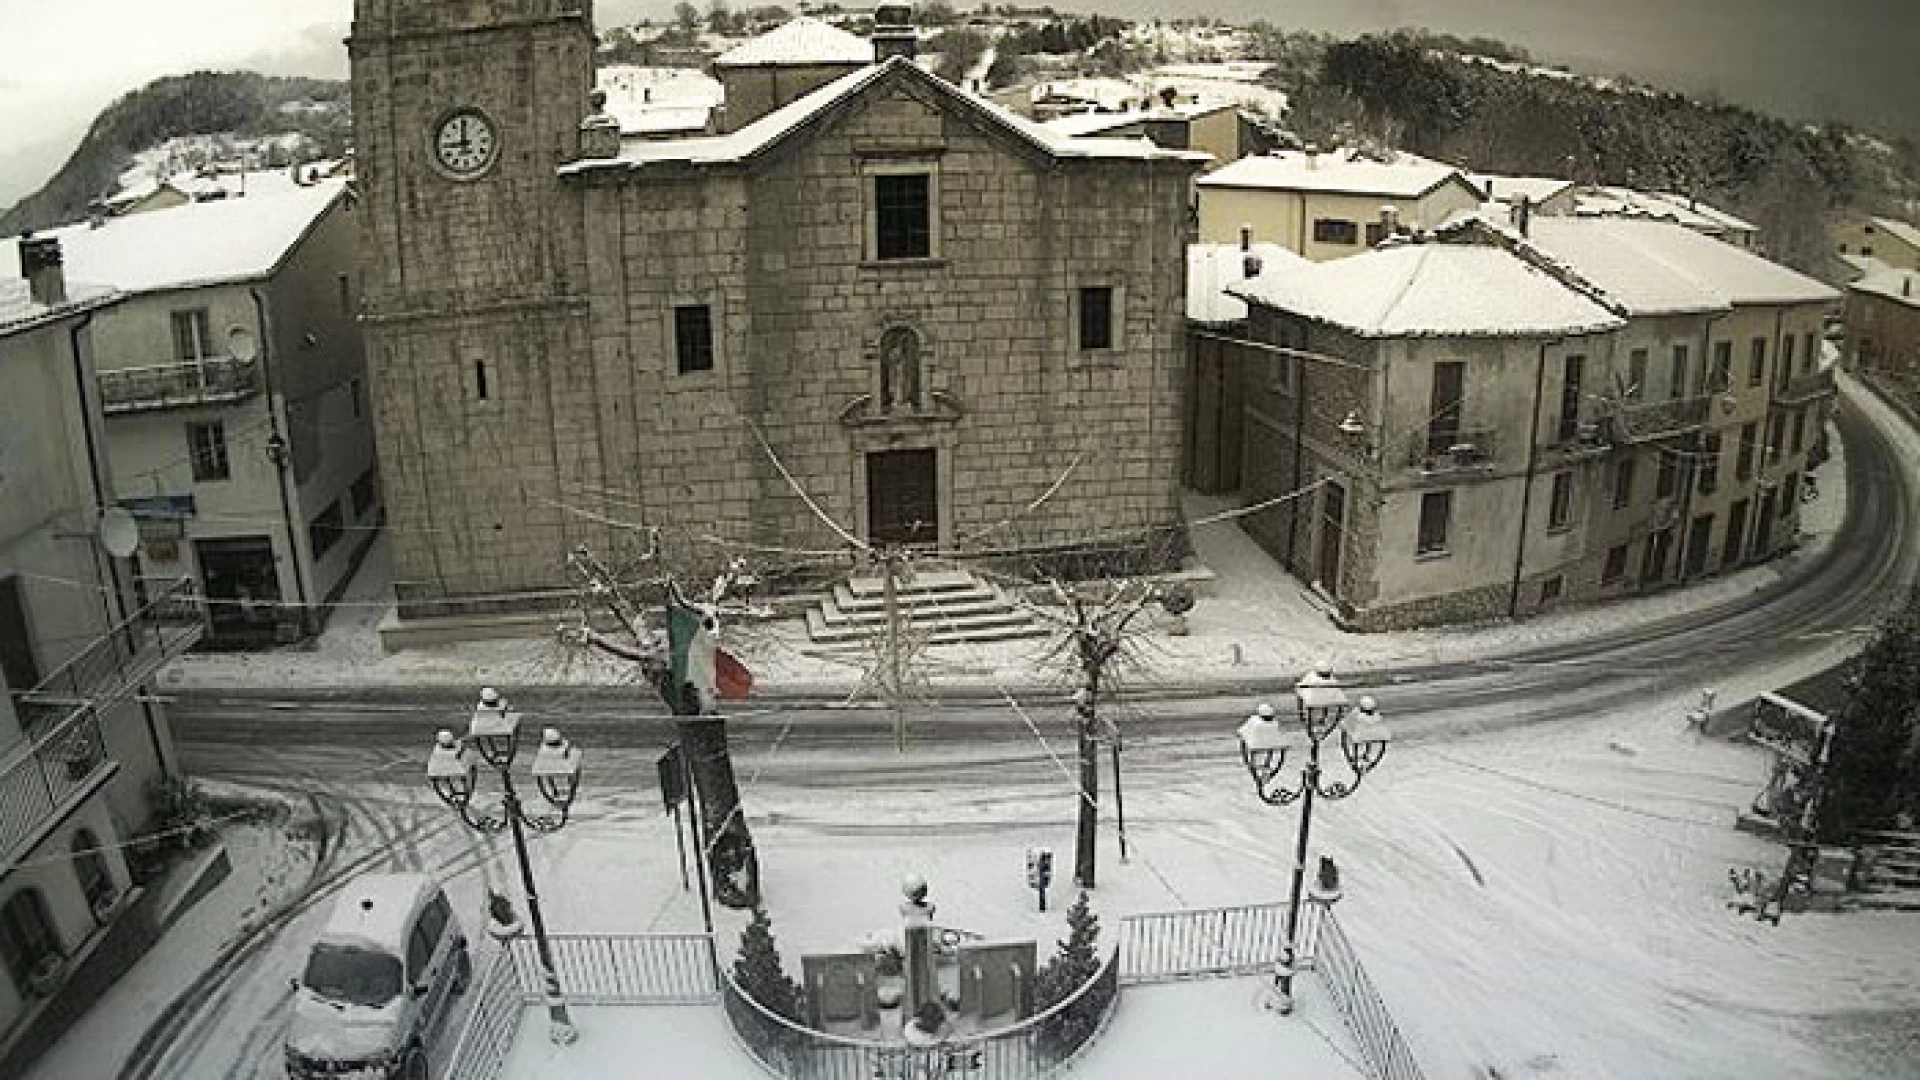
[544,973,577,1045]
[1259,980,1296,1016]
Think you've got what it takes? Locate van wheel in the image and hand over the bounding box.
[402,1046,428,1080]
[451,946,472,996]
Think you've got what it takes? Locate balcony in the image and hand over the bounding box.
[1608,395,1711,443]
[1406,427,1498,474]
[0,709,115,866]
[97,356,260,415]
[11,577,204,740]
[1772,368,1836,406]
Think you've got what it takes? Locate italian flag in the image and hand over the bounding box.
[668,602,753,712]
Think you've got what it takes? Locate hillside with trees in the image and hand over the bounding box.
[0,72,348,236]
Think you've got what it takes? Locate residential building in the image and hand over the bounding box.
[0,240,200,1066]
[1185,235,1307,493]
[1041,100,1263,167]
[2,179,375,648]
[1569,187,1759,249]
[1848,265,1920,406]
[349,4,1206,631]
[1471,174,1577,217]
[1223,217,1838,629]
[1834,216,1920,272]
[1194,148,1485,260]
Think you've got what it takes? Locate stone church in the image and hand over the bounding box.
[349,0,1204,618]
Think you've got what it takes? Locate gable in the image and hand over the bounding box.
[746,64,1057,172]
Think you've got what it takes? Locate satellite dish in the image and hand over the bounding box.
[99,506,140,558]
[227,326,259,362]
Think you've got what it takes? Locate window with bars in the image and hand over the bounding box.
[874,174,931,260]
[187,422,229,482]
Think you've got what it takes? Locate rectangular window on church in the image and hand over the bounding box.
[1079,287,1114,351]
[675,305,714,374]
[875,174,931,260]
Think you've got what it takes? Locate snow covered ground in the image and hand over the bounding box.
[158,412,1849,700]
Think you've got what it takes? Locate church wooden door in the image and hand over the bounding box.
[866,449,938,547]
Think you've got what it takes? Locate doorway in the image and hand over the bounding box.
[865,449,939,548]
[1317,481,1346,595]
[194,536,281,647]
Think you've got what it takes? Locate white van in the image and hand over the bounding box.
[285,873,471,1080]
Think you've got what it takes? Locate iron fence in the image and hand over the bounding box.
[1315,914,1426,1080]
[1117,897,1342,983]
[722,946,1121,1080]
[440,949,523,1080]
[0,708,111,862]
[508,932,719,1005]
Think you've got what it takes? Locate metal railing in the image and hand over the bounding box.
[1405,427,1498,473]
[507,933,719,1005]
[722,946,1121,1080]
[1118,900,1288,982]
[1772,368,1835,405]
[13,576,203,737]
[1611,395,1711,442]
[96,356,260,414]
[1315,914,1426,1080]
[441,950,524,1080]
[0,707,112,864]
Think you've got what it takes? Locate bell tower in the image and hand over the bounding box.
[349,0,608,616]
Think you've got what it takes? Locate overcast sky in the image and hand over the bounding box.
[1,0,1914,206]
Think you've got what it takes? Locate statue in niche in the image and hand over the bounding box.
[879,327,922,413]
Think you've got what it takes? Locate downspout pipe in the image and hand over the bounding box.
[1509,336,1560,619]
[251,287,313,636]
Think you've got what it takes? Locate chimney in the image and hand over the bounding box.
[577,90,621,160]
[1304,143,1319,170]
[1516,194,1533,238]
[87,200,108,229]
[19,234,67,308]
[1240,225,1261,278]
[872,2,917,61]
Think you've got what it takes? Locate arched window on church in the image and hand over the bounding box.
[73,829,116,919]
[0,888,64,994]
[878,327,922,414]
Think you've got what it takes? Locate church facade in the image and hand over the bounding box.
[349,0,1204,617]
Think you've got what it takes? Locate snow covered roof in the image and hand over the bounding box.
[1868,216,1920,252]
[1042,100,1237,139]
[596,66,723,136]
[1188,242,1307,325]
[319,873,434,954]
[1033,78,1141,112]
[1229,241,1623,339]
[0,277,119,336]
[1571,187,1755,236]
[1852,265,1920,310]
[712,16,873,67]
[1197,149,1476,200]
[1473,173,1574,206]
[1,180,347,298]
[563,59,1209,173]
[1522,217,1838,313]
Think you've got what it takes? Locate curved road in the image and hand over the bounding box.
[176,382,1919,776]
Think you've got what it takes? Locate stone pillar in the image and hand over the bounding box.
[899,874,938,1017]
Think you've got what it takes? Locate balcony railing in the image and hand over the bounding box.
[97,356,260,415]
[0,708,114,864]
[1609,395,1711,443]
[1405,427,1498,473]
[1772,369,1836,405]
[12,576,204,738]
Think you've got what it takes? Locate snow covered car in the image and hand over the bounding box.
[285,873,471,1080]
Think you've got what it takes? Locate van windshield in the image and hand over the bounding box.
[303,943,403,1008]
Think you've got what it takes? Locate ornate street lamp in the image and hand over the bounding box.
[1235,664,1390,1014]
[427,688,583,1045]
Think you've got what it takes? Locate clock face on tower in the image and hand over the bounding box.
[432,108,499,179]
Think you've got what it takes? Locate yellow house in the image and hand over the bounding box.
[1834,216,1920,272]
[1196,148,1485,260]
